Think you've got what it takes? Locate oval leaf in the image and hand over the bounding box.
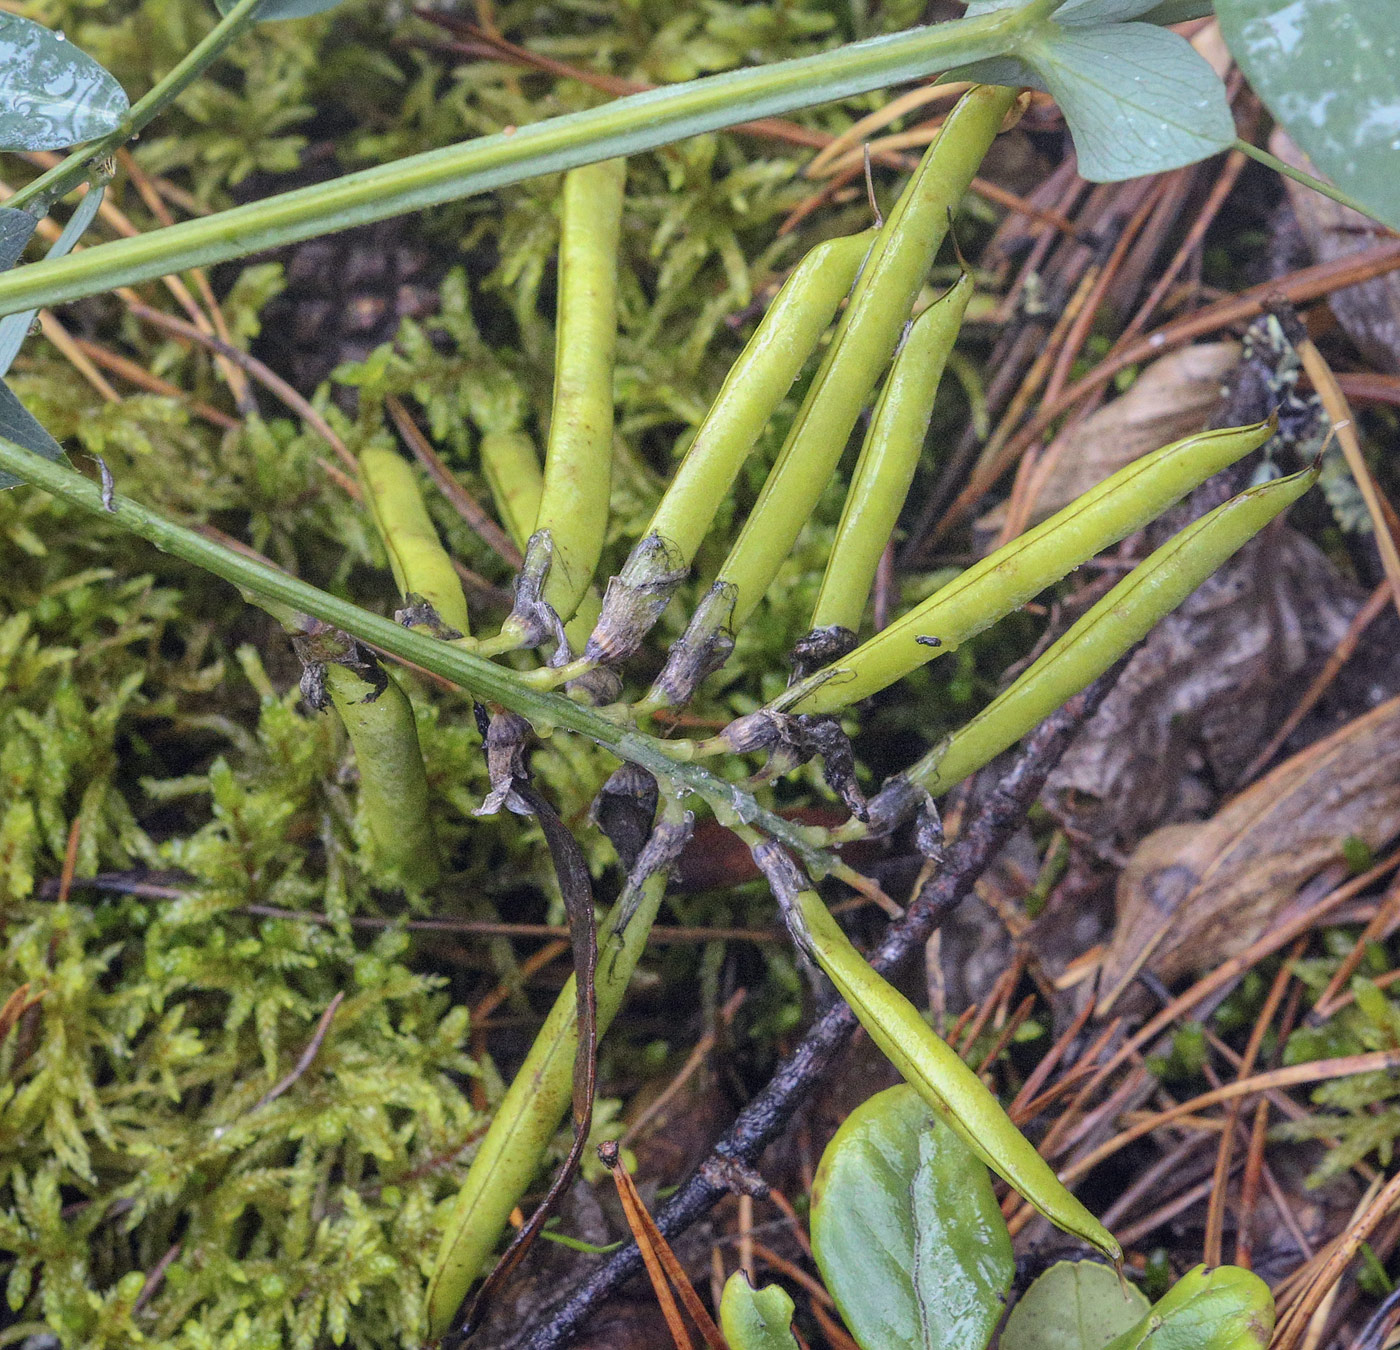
[1002,1262,1150,1350]
[1102,1265,1274,1349]
[215,0,352,18]
[0,15,127,151]
[1218,0,1400,230]
[1020,21,1235,181]
[719,1273,800,1350]
[811,1084,1013,1350]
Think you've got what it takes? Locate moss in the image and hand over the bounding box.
[0,0,1008,1339]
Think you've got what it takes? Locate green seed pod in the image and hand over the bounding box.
[587,229,874,667]
[359,446,471,637]
[894,464,1317,798]
[480,428,543,555]
[810,272,973,636]
[524,158,627,628]
[703,84,1016,640]
[781,419,1274,716]
[425,815,690,1338]
[648,228,876,568]
[477,428,603,657]
[754,843,1121,1264]
[322,659,440,891]
[1102,1264,1274,1349]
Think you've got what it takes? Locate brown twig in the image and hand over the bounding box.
[515,672,1122,1350]
[386,395,523,567]
[249,991,344,1114]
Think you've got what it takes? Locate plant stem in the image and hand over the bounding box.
[0,436,834,871]
[0,1,1057,316]
[1233,138,1389,227]
[10,0,273,215]
[511,674,1120,1350]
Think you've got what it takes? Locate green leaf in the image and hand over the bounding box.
[1020,21,1235,179]
[0,15,128,151]
[1138,0,1215,20]
[719,1273,800,1350]
[1102,1265,1274,1349]
[955,5,1234,180]
[0,380,67,490]
[214,0,351,17]
[1002,1262,1150,1350]
[811,1084,1014,1350]
[1217,0,1400,230]
[0,208,35,272]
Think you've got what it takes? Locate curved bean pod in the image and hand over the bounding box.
[359,446,471,636]
[1102,1264,1273,1349]
[524,158,627,628]
[480,428,544,556]
[767,859,1120,1262]
[701,84,1016,639]
[646,228,876,568]
[895,464,1317,798]
[811,271,973,635]
[780,418,1274,715]
[583,228,875,667]
[425,812,688,1339]
[322,660,440,890]
[479,427,603,654]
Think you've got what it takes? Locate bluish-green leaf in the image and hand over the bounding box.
[719,1273,800,1350]
[1002,1262,1150,1350]
[214,0,351,17]
[811,1084,1013,1350]
[0,15,128,151]
[1020,21,1235,179]
[0,380,67,490]
[966,0,1168,21]
[0,209,36,273]
[1217,0,1400,230]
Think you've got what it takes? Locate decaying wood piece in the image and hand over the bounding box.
[1099,694,1400,1009]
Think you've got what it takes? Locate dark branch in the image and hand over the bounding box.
[511,667,1123,1350]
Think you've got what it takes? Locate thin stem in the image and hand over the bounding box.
[10,0,272,214]
[0,435,836,873]
[0,1,1055,316]
[1233,137,1391,228]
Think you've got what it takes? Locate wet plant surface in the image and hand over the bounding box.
[2,2,1400,1348]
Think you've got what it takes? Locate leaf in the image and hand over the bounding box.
[1019,21,1235,179]
[1002,1262,1150,1350]
[966,0,1171,21]
[1102,1265,1273,1349]
[0,209,35,273]
[214,0,353,17]
[719,1273,800,1350]
[1269,129,1400,373]
[0,15,127,152]
[1218,0,1400,230]
[1101,693,1400,1009]
[0,379,67,490]
[810,1084,1013,1350]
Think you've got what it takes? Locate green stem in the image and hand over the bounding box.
[10,0,273,214]
[1233,138,1386,225]
[0,436,834,871]
[0,0,1057,316]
